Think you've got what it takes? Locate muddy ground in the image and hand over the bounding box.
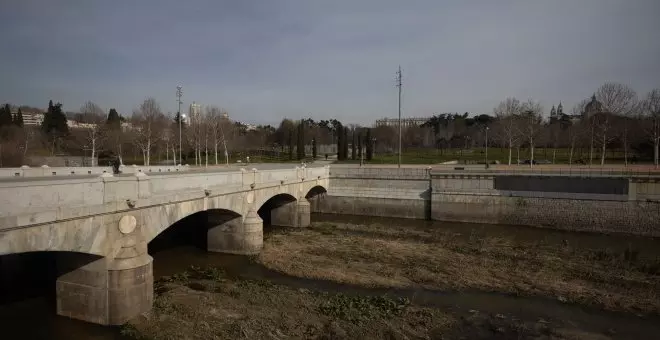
[127,217,660,340]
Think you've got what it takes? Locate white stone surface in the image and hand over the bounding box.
[0,167,330,256]
[118,215,137,234]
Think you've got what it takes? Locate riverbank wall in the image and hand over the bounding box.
[310,166,660,237]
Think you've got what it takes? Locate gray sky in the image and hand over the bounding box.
[1,0,658,125]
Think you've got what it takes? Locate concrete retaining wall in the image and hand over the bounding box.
[431,193,660,236]
[311,167,431,219]
[313,166,660,237]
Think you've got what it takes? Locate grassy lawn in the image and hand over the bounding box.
[336,147,637,165]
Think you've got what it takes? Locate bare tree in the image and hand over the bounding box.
[641,89,660,168]
[206,106,232,165]
[545,113,562,164]
[185,112,202,165]
[520,99,544,168]
[161,121,176,164]
[595,82,637,165]
[131,98,165,166]
[79,101,106,165]
[565,101,590,165]
[492,97,522,165]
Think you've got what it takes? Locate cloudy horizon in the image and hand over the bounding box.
[1,0,658,126]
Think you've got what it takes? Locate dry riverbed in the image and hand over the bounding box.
[126,219,660,339]
[260,221,660,315]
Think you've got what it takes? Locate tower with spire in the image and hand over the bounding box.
[557,102,563,116]
[550,105,557,121]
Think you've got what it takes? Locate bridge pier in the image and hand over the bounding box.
[207,209,263,255]
[271,198,311,228]
[56,253,153,325]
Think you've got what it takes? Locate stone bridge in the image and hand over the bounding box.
[0,165,330,325]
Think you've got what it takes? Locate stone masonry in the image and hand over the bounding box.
[0,166,330,325]
[311,166,660,237]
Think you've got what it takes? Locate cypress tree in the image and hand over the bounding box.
[344,128,348,159]
[13,107,24,128]
[107,108,121,129]
[41,100,69,140]
[365,128,373,161]
[288,130,294,160]
[296,121,305,160]
[312,138,317,159]
[351,129,356,160]
[357,132,362,159]
[336,125,343,160]
[0,104,12,127]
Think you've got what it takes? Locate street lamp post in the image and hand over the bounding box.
[485,126,490,168]
[176,86,183,166]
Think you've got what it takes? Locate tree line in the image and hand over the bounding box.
[1,81,658,167]
[483,83,659,166]
[0,97,372,166]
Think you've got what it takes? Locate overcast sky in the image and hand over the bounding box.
[1,0,658,125]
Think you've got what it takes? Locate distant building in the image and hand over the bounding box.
[67,121,98,129]
[189,102,202,119]
[10,107,44,126]
[373,117,430,128]
[583,94,604,119]
[21,111,45,126]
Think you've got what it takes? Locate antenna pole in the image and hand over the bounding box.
[396,66,403,168]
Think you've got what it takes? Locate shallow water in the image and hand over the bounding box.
[0,214,658,339]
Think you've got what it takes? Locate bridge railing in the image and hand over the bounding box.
[148,171,243,194]
[305,166,331,180]
[0,177,107,217]
[0,166,331,217]
[0,165,189,178]
[239,166,330,186]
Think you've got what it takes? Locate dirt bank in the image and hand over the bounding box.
[259,221,660,315]
[126,265,636,340]
[126,218,660,339]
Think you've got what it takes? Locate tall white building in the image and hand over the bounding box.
[189,102,202,120]
[373,117,430,128]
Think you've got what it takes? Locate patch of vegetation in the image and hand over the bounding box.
[120,323,150,339]
[514,196,528,207]
[585,247,660,275]
[188,265,225,280]
[236,278,276,290]
[318,293,410,324]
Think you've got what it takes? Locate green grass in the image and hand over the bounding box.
[336,147,638,165]
[121,147,641,166]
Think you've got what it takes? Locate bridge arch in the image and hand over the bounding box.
[257,193,297,225]
[147,208,242,254]
[304,185,328,215]
[0,217,114,257]
[305,185,328,199]
[0,250,110,324]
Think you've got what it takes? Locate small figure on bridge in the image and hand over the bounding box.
[112,157,121,175]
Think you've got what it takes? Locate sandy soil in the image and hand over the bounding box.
[125,220,660,339]
[259,222,660,314]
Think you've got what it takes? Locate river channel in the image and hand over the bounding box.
[0,214,658,339]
